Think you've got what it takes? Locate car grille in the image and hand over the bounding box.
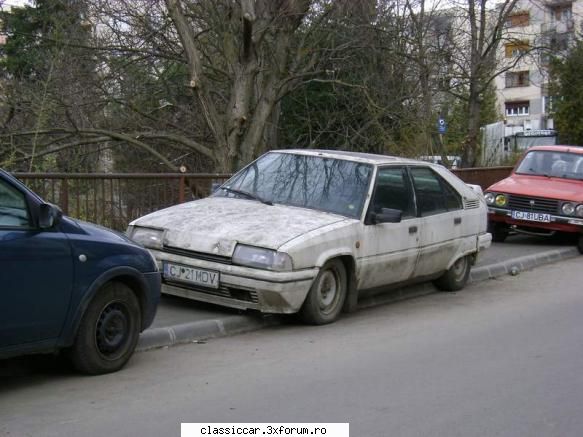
[163,245,232,264]
[507,195,559,214]
[164,280,259,303]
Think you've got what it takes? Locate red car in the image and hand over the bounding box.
[485,145,583,253]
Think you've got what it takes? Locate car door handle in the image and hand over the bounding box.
[409,226,418,234]
[454,217,462,225]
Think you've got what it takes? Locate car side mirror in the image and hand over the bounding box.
[39,203,63,229]
[371,208,402,224]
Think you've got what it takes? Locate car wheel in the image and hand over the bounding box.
[488,222,509,243]
[433,255,471,292]
[69,282,141,375]
[578,234,583,255]
[299,259,347,325]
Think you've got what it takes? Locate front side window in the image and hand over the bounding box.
[410,167,462,216]
[215,152,373,219]
[515,150,583,180]
[370,166,415,219]
[0,179,30,227]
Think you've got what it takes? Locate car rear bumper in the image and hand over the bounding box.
[488,208,583,234]
[151,249,319,313]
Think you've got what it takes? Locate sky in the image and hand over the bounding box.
[0,0,30,10]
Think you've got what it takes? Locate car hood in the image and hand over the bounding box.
[130,197,350,255]
[489,174,583,202]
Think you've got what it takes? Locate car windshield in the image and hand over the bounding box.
[515,150,583,180]
[214,152,373,218]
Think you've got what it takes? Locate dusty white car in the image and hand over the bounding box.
[128,150,491,324]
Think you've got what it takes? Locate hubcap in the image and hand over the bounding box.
[317,270,339,312]
[452,257,467,280]
[96,302,130,360]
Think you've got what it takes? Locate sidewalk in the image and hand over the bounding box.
[136,241,580,352]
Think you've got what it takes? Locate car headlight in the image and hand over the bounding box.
[484,192,495,205]
[495,194,508,207]
[576,204,583,218]
[561,202,575,216]
[232,244,293,271]
[130,226,164,249]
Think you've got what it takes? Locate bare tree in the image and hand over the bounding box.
[445,0,519,167]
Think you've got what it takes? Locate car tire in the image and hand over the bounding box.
[433,255,471,292]
[577,234,583,255]
[69,282,141,375]
[299,259,347,325]
[489,222,509,243]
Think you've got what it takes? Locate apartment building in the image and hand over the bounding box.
[495,0,583,136]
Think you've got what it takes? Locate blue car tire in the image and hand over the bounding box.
[69,282,141,374]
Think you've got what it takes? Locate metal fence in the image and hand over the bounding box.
[14,173,230,231]
[13,166,513,231]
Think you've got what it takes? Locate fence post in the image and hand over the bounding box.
[61,177,69,215]
[178,175,185,203]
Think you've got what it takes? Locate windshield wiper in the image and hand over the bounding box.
[520,168,550,177]
[221,187,273,206]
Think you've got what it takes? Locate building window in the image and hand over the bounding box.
[505,41,530,58]
[506,101,530,117]
[505,71,530,88]
[506,12,530,27]
[542,96,552,114]
[551,5,572,22]
[550,33,570,51]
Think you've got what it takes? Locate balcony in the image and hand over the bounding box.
[541,19,574,34]
[544,0,573,7]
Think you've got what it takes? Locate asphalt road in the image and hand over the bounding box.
[2,255,583,437]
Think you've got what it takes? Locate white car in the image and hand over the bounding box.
[128,150,491,324]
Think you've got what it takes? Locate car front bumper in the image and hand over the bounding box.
[150,249,319,314]
[141,271,162,330]
[478,232,492,251]
[488,207,583,234]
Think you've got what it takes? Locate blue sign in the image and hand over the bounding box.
[437,117,447,134]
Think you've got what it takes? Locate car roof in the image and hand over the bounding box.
[275,149,426,166]
[526,145,583,154]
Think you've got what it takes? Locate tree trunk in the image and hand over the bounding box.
[462,90,481,167]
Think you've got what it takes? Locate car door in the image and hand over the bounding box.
[0,176,73,348]
[357,166,421,290]
[409,166,464,278]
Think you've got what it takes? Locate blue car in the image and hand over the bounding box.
[0,169,160,374]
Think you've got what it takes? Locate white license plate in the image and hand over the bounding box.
[511,211,551,223]
[163,262,219,289]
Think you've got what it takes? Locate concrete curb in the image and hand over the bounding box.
[137,246,580,352]
[469,246,579,282]
[137,314,280,352]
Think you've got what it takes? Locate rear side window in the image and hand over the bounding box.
[0,179,30,227]
[410,167,462,216]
